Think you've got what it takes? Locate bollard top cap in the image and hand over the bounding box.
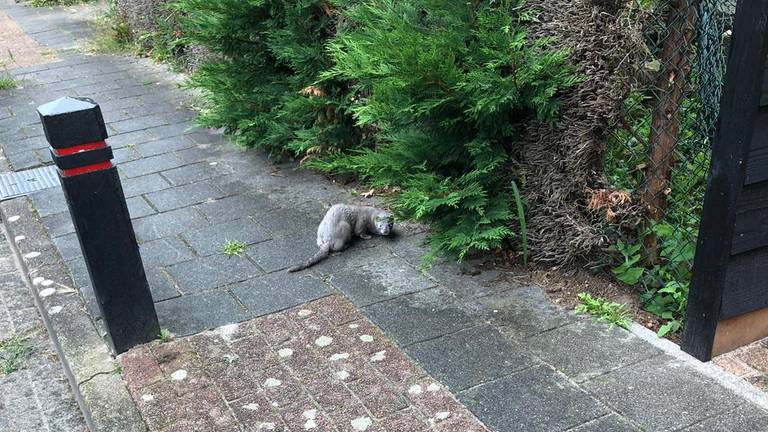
[37,96,108,149]
[38,96,99,117]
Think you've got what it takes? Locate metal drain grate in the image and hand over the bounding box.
[0,165,60,200]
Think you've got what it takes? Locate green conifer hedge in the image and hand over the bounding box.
[172,0,579,263]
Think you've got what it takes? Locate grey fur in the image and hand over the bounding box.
[288,204,393,272]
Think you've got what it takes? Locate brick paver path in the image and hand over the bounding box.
[120,295,487,431]
[0,11,57,70]
[3,1,768,431]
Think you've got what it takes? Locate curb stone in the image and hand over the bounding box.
[630,322,768,411]
[0,196,147,432]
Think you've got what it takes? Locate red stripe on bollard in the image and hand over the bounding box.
[61,161,113,177]
[52,140,106,156]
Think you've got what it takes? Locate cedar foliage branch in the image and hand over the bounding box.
[173,0,579,264]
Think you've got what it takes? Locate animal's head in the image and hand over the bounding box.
[373,212,394,236]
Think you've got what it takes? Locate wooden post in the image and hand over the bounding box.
[641,0,697,264]
[681,0,768,361]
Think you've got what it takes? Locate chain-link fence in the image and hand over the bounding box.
[604,0,735,335]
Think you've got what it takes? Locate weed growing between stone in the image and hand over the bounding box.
[221,240,247,257]
[575,293,632,330]
[158,328,173,343]
[0,334,31,374]
[0,75,16,90]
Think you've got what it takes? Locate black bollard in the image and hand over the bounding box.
[38,96,160,354]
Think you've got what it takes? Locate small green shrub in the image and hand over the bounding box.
[173,0,357,157]
[310,0,579,263]
[575,293,632,330]
[173,0,577,264]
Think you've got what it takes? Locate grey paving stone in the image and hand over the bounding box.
[144,181,226,212]
[107,129,155,149]
[112,146,142,164]
[180,217,270,257]
[582,355,743,431]
[327,257,436,307]
[52,233,82,262]
[406,326,538,391]
[169,145,220,165]
[119,153,182,178]
[166,254,262,293]
[65,257,99,319]
[160,161,232,186]
[144,121,195,140]
[256,207,322,239]
[202,173,257,196]
[120,173,172,198]
[135,136,196,158]
[126,196,155,219]
[568,414,639,431]
[3,135,47,155]
[133,207,208,242]
[187,130,224,145]
[230,272,331,316]
[146,267,180,302]
[196,193,278,223]
[681,404,768,431]
[363,287,476,346]
[109,114,168,134]
[41,211,75,238]
[139,237,195,267]
[458,365,609,432]
[0,273,34,311]
[77,80,122,96]
[29,188,68,218]
[479,286,574,339]
[525,320,661,383]
[155,291,251,336]
[245,237,318,273]
[7,150,44,170]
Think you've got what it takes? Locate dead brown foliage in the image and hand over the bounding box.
[518,0,648,263]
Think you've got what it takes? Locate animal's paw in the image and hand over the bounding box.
[360,233,372,240]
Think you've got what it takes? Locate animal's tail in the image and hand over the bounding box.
[288,243,331,273]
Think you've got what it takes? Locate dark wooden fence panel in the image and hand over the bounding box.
[681,0,768,361]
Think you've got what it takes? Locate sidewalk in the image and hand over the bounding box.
[0,206,86,431]
[2,1,768,431]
